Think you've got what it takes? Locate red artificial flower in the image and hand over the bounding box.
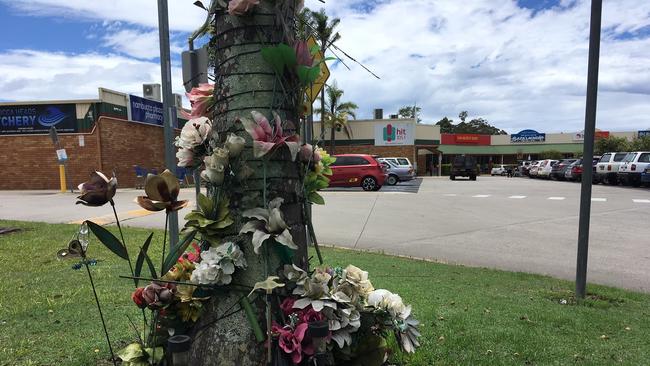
[294,40,314,67]
[131,288,147,309]
[298,306,324,324]
[186,242,201,263]
[280,297,296,317]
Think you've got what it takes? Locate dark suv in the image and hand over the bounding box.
[330,154,386,191]
[550,159,577,180]
[450,155,478,181]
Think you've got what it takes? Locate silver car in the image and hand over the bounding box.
[377,157,415,185]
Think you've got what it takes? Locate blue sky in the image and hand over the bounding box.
[1,0,649,132]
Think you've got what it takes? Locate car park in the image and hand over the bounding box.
[595,152,628,185]
[550,159,577,180]
[565,157,600,183]
[490,164,508,176]
[519,161,533,176]
[330,154,386,191]
[537,160,558,179]
[377,157,416,185]
[618,152,650,187]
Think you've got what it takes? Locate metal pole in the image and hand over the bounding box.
[157,0,179,249]
[576,0,602,299]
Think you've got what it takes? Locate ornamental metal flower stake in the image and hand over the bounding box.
[57,223,117,366]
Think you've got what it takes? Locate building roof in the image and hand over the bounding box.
[438,143,584,155]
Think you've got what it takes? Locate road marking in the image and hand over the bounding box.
[472,195,491,198]
[508,195,526,199]
[591,198,607,202]
[548,197,566,200]
[66,204,186,225]
[632,199,650,203]
[443,194,457,197]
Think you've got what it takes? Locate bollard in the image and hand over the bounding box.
[59,164,67,193]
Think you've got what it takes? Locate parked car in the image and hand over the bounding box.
[528,160,542,178]
[450,155,478,180]
[377,157,416,185]
[618,152,650,187]
[595,152,628,185]
[565,157,600,183]
[550,159,577,180]
[490,164,508,176]
[641,166,650,185]
[537,160,558,179]
[519,161,533,176]
[330,154,386,191]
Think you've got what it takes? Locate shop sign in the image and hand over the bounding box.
[374,122,414,146]
[129,94,163,126]
[573,130,610,141]
[511,129,545,143]
[0,104,77,135]
[638,130,650,138]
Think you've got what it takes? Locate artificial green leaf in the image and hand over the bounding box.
[217,197,231,221]
[85,220,128,260]
[184,211,206,221]
[117,343,144,362]
[162,230,196,274]
[208,217,234,230]
[197,193,213,215]
[297,65,321,86]
[308,191,325,205]
[143,347,164,364]
[261,43,297,75]
[134,233,154,286]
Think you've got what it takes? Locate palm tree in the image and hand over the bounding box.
[307,8,342,139]
[316,81,358,154]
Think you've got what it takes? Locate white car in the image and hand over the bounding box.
[490,165,508,176]
[376,157,415,185]
[618,151,650,186]
[537,160,558,179]
[595,152,628,185]
[528,161,542,178]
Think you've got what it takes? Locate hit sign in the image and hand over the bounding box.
[374,122,414,146]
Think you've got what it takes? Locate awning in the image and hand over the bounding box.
[438,143,584,155]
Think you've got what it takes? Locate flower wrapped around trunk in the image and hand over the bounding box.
[239,197,297,254]
[182,84,215,119]
[76,171,117,206]
[241,111,300,160]
[136,170,189,212]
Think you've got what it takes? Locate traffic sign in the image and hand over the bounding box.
[305,36,330,103]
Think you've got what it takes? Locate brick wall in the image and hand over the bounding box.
[0,117,176,190]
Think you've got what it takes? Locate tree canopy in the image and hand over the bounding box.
[398,105,422,123]
[435,111,507,135]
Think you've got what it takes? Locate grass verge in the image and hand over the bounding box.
[1,220,649,365]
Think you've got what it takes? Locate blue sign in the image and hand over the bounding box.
[130,95,163,126]
[0,104,77,135]
[638,130,650,138]
[511,129,545,143]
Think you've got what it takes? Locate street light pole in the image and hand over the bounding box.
[157,0,179,249]
[576,0,602,299]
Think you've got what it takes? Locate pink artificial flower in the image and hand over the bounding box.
[299,144,321,163]
[294,40,314,67]
[182,83,215,119]
[298,306,324,324]
[280,297,297,317]
[185,242,201,263]
[241,111,301,160]
[227,0,260,16]
[272,322,310,364]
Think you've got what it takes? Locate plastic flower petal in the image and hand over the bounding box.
[249,276,285,296]
[76,171,117,206]
[239,198,297,254]
[240,111,300,160]
[182,84,215,119]
[136,169,188,212]
[227,0,260,16]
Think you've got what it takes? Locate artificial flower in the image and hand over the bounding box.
[280,297,297,316]
[294,40,314,67]
[135,170,189,212]
[182,84,215,119]
[190,242,246,285]
[131,287,147,309]
[239,197,297,254]
[176,147,194,167]
[142,282,176,309]
[299,144,321,163]
[201,148,229,184]
[227,0,259,16]
[176,117,212,149]
[240,111,301,160]
[249,276,285,296]
[272,322,310,364]
[76,171,117,206]
[225,133,246,157]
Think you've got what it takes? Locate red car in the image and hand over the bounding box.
[329,154,386,191]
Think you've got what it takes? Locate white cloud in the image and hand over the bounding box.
[305,0,650,132]
[102,29,184,60]
[0,50,185,102]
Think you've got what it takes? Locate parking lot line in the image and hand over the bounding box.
[632,199,650,203]
[472,195,491,198]
[443,194,457,196]
[508,195,526,199]
[548,197,566,200]
[591,198,607,202]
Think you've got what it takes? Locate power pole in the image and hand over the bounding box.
[157,0,179,249]
[576,0,602,299]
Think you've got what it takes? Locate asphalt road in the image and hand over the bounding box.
[1,176,649,292]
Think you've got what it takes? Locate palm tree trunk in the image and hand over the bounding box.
[319,41,326,144]
[188,3,307,364]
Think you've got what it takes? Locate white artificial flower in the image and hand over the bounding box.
[176,117,212,149]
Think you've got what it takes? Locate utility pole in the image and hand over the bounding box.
[576,0,602,299]
[157,0,179,249]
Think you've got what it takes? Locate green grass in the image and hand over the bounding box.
[1,220,650,365]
